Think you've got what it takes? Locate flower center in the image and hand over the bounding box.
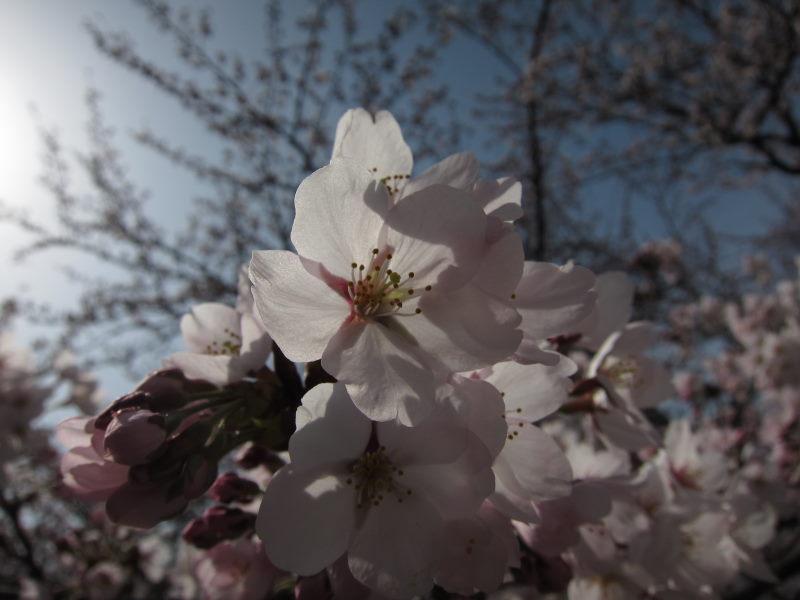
[345,445,412,508]
[602,356,642,389]
[346,248,431,320]
[202,327,242,356]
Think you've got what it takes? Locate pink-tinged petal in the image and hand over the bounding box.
[292,161,389,278]
[378,419,466,467]
[490,456,538,522]
[498,426,572,502]
[474,177,523,222]
[257,465,356,575]
[61,447,129,501]
[448,378,508,459]
[105,482,188,529]
[402,432,494,519]
[404,289,522,374]
[180,303,241,354]
[250,250,349,362]
[332,108,413,184]
[515,262,597,341]
[402,152,478,197]
[290,383,371,472]
[55,416,94,449]
[603,321,659,357]
[512,340,562,365]
[434,510,510,594]
[594,408,659,451]
[473,222,524,297]
[620,356,674,408]
[322,321,436,425]
[517,496,583,556]
[164,353,236,387]
[578,271,634,350]
[383,185,486,291]
[487,361,571,423]
[103,410,166,466]
[348,491,442,598]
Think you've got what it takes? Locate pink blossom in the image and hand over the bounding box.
[55,416,129,502]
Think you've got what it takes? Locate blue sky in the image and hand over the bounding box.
[0,1,781,401]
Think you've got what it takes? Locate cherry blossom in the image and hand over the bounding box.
[256,382,494,597]
[250,156,522,424]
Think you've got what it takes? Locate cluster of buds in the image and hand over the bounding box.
[57,367,286,529]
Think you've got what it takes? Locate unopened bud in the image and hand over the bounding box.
[209,472,261,504]
[104,409,166,465]
[235,443,284,472]
[204,505,256,539]
[181,506,256,549]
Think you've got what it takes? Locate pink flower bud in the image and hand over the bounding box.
[209,472,261,504]
[182,506,256,548]
[103,409,166,466]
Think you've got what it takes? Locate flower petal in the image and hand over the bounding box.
[348,491,442,598]
[290,383,371,472]
[292,161,390,279]
[383,184,486,291]
[515,262,597,341]
[250,250,349,362]
[487,361,570,423]
[322,321,436,425]
[402,152,478,197]
[498,425,572,502]
[331,108,413,184]
[180,303,241,354]
[257,465,356,575]
[404,288,522,374]
[578,271,634,350]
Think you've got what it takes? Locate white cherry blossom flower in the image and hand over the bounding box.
[251,158,522,424]
[256,382,494,598]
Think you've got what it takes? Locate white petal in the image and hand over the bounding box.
[237,312,273,372]
[257,465,356,575]
[164,352,237,386]
[605,321,660,356]
[474,222,524,297]
[490,456,538,522]
[348,491,442,598]
[498,425,572,502]
[290,383,371,472]
[291,160,390,279]
[331,108,413,183]
[250,250,349,362]
[383,184,486,291]
[180,303,240,354]
[578,271,634,350]
[402,152,478,196]
[378,418,466,467]
[487,361,570,423]
[322,321,436,425]
[448,377,508,459]
[515,262,597,341]
[404,288,522,374]
[402,432,494,519]
[473,177,523,222]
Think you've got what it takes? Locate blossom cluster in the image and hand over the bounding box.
[53,109,790,599]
